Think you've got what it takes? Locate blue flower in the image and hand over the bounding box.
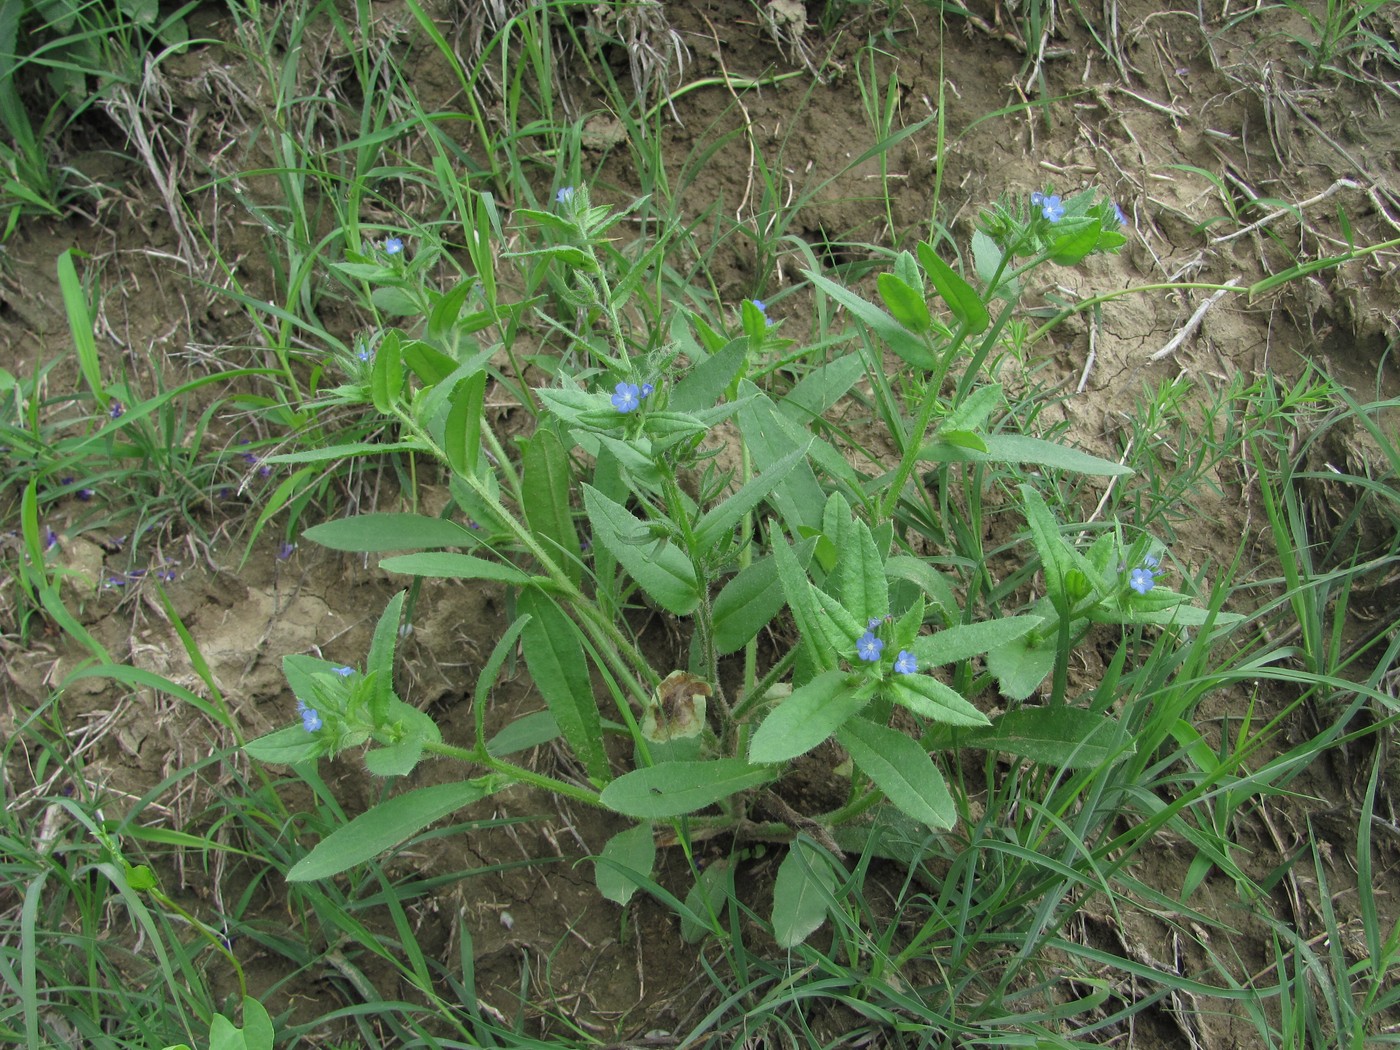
[1039,194,1065,222]
[1129,567,1155,595]
[894,650,917,675]
[1142,553,1160,570]
[867,617,882,631]
[108,401,124,420]
[384,237,404,255]
[556,186,575,204]
[748,298,775,327]
[332,666,354,677]
[1113,202,1128,227]
[611,382,641,413]
[297,699,323,732]
[857,631,884,662]
[640,382,654,399]
[277,542,296,560]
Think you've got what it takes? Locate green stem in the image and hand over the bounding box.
[423,739,603,807]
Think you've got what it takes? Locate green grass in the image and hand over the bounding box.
[3,2,1400,1048]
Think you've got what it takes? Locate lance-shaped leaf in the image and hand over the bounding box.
[919,433,1132,477]
[287,775,509,881]
[303,514,478,552]
[749,671,874,764]
[916,241,990,333]
[599,759,776,819]
[693,443,809,554]
[379,552,531,586]
[518,590,608,782]
[522,427,582,585]
[910,615,1043,667]
[443,369,487,477]
[772,838,842,948]
[959,707,1132,769]
[583,485,699,615]
[805,268,937,369]
[837,717,955,829]
[890,674,989,727]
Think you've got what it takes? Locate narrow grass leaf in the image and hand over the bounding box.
[837,717,955,829]
[56,249,103,406]
[749,671,872,764]
[599,759,776,819]
[771,838,840,948]
[518,589,608,781]
[288,776,508,881]
[263,440,429,463]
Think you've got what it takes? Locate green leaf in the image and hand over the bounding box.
[287,776,509,881]
[771,838,840,948]
[518,590,608,782]
[890,675,989,727]
[243,725,318,765]
[712,543,813,654]
[668,335,748,414]
[939,383,1004,432]
[264,440,429,464]
[837,717,955,829]
[379,551,531,585]
[960,707,1131,768]
[239,997,274,1050]
[1047,223,1104,265]
[682,860,731,943]
[805,269,937,369]
[57,249,104,406]
[984,628,1057,701]
[522,428,582,585]
[693,443,809,554]
[829,496,888,627]
[916,241,990,333]
[444,370,487,476]
[486,709,560,757]
[884,556,959,624]
[596,823,656,905]
[401,338,460,385]
[749,671,873,764]
[370,330,404,412]
[737,384,827,534]
[877,271,931,333]
[365,591,406,724]
[364,737,424,777]
[918,433,1132,476]
[910,615,1043,666]
[599,759,776,819]
[772,528,835,672]
[303,513,477,553]
[582,485,699,615]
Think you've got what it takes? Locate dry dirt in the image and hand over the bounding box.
[2,0,1399,1045]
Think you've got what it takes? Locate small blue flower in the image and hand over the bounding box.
[640,382,654,399]
[332,666,354,677]
[1113,203,1127,226]
[1142,553,1160,570]
[868,617,882,631]
[1129,567,1155,595]
[611,382,641,413]
[857,631,884,662]
[894,650,917,675]
[43,526,58,551]
[1030,191,1045,207]
[297,700,323,732]
[748,298,775,327]
[556,186,575,204]
[384,237,404,255]
[108,401,124,420]
[1039,194,1065,222]
[277,542,296,560]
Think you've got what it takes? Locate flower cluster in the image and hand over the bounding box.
[749,298,775,327]
[856,618,917,674]
[611,381,655,414]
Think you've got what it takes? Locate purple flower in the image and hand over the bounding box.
[240,451,258,465]
[257,465,272,478]
[611,382,641,413]
[77,488,94,501]
[1112,202,1128,227]
[108,401,124,420]
[1129,567,1155,595]
[277,542,296,560]
[156,567,176,582]
[384,237,404,255]
[894,650,917,675]
[857,631,884,662]
[43,526,58,551]
[555,186,575,204]
[1038,194,1065,222]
